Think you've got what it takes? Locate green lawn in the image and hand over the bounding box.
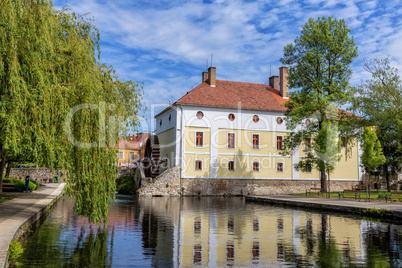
[292,191,399,200]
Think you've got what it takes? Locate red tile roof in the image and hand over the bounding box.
[118,140,140,150]
[175,80,288,111]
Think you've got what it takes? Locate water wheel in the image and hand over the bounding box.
[142,135,161,179]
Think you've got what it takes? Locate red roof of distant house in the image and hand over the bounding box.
[135,133,149,145]
[118,140,140,150]
[175,80,288,112]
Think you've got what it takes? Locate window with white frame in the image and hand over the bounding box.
[228,133,235,149]
[276,162,284,172]
[118,152,124,159]
[276,136,283,150]
[253,161,260,172]
[195,160,203,171]
[129,152,135,160]
[304,137,311,151]
[252,134,259,149]
[196,132,204,147]
[228,160,235,171]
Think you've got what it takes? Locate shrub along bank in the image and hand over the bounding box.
[2,178,39,192]
[116,175,136,195]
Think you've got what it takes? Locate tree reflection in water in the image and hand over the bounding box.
[68,228,112,267]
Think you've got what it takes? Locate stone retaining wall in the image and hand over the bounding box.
[138,166,181,196]
[9,168,67,182]
[182,178,359,196]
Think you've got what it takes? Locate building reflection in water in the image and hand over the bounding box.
[176,197,379,267]
[20,196,402,267]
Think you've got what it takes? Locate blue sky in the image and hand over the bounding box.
[53,0,402,132]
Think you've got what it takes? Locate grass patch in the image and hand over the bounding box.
[0,194,17,203]
[362,208,393,219]
[292,191,391,200]
[8,240,24,265]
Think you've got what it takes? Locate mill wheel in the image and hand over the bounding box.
[142,135,161,179]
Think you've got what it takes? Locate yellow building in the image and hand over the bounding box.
[117,138,140,168]
[155,66,362,194]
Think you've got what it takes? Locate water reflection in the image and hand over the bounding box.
[20,196,402,267]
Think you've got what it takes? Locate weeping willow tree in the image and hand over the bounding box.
[0,0,143,223]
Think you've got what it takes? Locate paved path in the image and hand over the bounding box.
[246,195,402,221]
[0,183,65,268]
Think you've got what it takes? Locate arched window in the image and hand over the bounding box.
[277,117,283,124]
[253,115,259,122]
[229,113,235,121]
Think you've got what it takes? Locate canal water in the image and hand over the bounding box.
[20,194,402,267]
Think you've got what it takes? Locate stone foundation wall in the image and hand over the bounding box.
[138,166,181,196]
[8,168,67,182]
[181,178,359,196]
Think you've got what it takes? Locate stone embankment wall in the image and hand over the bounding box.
[182,178,357,196]
[138,166,181,196]
[9,168,67,182]
[362,173,402,190]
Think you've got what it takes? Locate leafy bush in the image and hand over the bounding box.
[3,178,38,192]
[377,192,387,199]
[117,175,137,195]
[8,240,24,261]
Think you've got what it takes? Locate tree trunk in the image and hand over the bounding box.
[5,161,12,178]
[0,159,7,195]
[327,170,330,199]
[320,171,327,192]
[385,168,391,192]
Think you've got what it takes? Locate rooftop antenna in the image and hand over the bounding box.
[270,64,271,77]
[211,54,213,67]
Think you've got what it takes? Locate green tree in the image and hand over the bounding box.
[314,121,341,194]
[280,17,358,191]
[361,127,386,173]
[351,58,402,191]
[0,0,143,223]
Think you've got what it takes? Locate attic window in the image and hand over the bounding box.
[196,111,204,119]
[169,114,171,121]
[160,119,162,126]
[277,117,283,124]
[253,115,259,123]
[229,113,235,121]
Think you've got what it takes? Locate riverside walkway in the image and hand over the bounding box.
[0,183,65,268]
[246,195,402,221]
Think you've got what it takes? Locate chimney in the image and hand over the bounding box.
[208,67,216,87]
[269,76,279,90]
[202,72,209,83]
[279,66,289,99]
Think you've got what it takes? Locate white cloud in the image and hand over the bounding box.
[52,0,402,121]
